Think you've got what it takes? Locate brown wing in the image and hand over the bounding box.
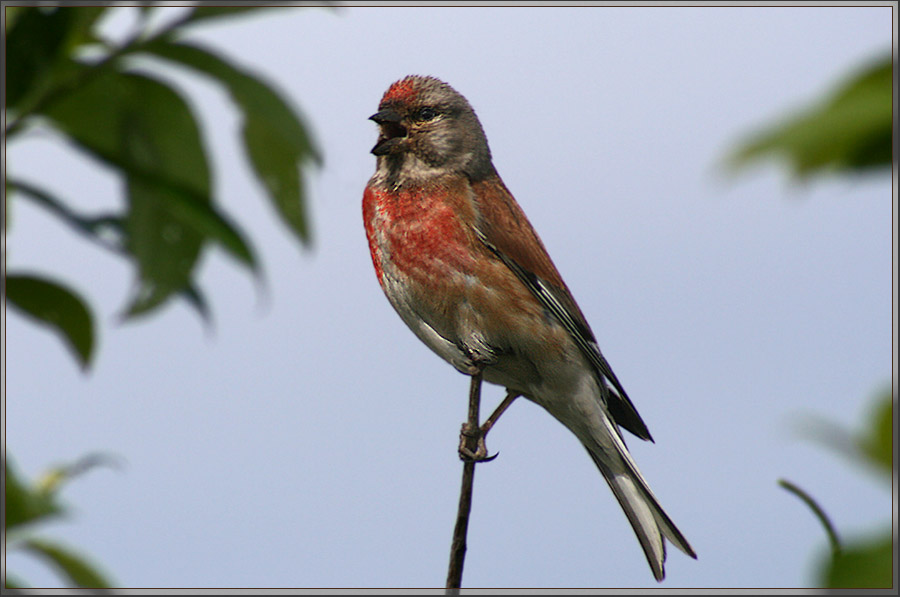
[470,175,653,441]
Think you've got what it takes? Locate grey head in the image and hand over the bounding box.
[370,75,495,185]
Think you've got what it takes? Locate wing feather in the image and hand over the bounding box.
[471,176,653,441]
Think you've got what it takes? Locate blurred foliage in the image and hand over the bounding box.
[860,388,893,474]
[4,4,323,588]
[781,390,894,589]
[728,53,892,178]
[6,274,94,369]
[728,49,893,589]
[5,455,120,588]
[815,389,894,589]
[821,531,893,589]
[5,4,321,368]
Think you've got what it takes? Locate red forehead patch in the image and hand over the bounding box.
[382,77,418,104]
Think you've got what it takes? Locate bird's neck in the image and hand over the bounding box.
[372,152,496,191]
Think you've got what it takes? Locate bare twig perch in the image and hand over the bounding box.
[445,372,482,593]
[445,374,519,593]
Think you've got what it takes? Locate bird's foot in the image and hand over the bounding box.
[458,422,499,463]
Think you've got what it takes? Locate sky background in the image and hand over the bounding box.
[5,4,895,590]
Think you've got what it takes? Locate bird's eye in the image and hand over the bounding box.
[414,107,439,122]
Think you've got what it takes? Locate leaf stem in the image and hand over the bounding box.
[8,178,125,255]
[778,478,842,557]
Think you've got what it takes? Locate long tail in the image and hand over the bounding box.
[585,409,697,581]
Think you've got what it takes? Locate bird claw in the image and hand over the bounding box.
[458,444,499,463]
[458,422,499,462]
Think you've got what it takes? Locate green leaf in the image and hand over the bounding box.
[39,68,257,317]
[4,458,65,532]
[41,68,208,190]
[180,284,213,328]
[821,532,894,589]
[6,7,108,116]
[6,7,75,112]
[39,67,205,315]
[23,538,112,589]
[122,178,203,316]
[140,39,321,245]
[859,389,893,474]
[244,117,314,243]
[728,54,892,178]
[6,274,96,369]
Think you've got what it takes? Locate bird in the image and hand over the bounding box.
[362,75,696,581]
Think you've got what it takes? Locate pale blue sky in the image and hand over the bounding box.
[5,5,894,589]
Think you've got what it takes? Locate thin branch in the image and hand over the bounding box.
[446,371,483,593]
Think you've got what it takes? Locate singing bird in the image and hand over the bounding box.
[362,75,696,581]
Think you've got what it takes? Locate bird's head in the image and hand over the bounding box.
[370,75,494,182]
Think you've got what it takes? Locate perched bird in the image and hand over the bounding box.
[362,75,696,581]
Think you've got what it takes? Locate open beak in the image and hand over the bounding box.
[370,108,407,156]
